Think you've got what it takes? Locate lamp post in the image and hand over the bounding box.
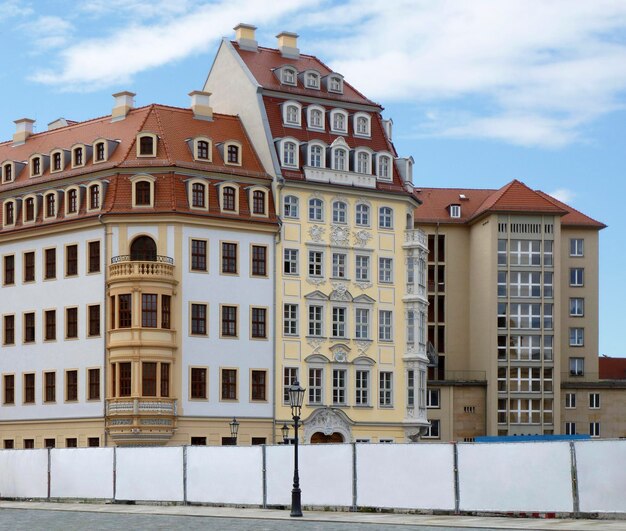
[288,380,305,517]
[281,423,290,444]
[229,417,240,445]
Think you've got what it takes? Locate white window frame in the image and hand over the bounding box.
[283,248,299,275]
[355,149,372,174]
[355,203,370,226]
[379,371,393,407]
[330,109,348,134]
[353,112,371,137]
[307,141,326,168]
[423,419,441,439]
[378,310,392,341]
[569,297,584,317]
[427,388,440,409]
[355,255,370,282]
[283,195,299,219]
[565,392,576,409]
[590,422,600,438]
[283,367,299,405]
[331,147,348,171]
[569,357,585,376]
[281,67,297,86]
[450,204,461,218]
[309,198,324,221]
[569,327,584,347]
[280,138,299,168]
[332,201,348,224]
[306,105,325,130]
[570,267,584,287]
[332,252,347,279]
[355,369,370,406]
[283,304,298,336]
[308,367,323,405]
[570,238,584,257]
[510,240,541,266]
[376,153,393,181]
[355,308,369,340]
[308,305,324,337]
[379,207,393,229]
[282,101,302,127]
[304,70,321,90]
[589,392,600,409]
[328,74,344,94]
[565,422,576,435]
[332,306,347,338]
[378,257,393,284]
[308,250,324,278]
[332,368,347,405]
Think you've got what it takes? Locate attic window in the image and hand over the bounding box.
[137,134,157,157]
[2,163,12,183]
[282,67,297,86]
[31,156,42,177]
[305,72,320,89]
[450,204,461,218]
[329,75,343,93]
[52,151,63,172]
[94,141,106,162]
[73,146,84,167]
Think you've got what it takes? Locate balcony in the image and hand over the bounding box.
[106,397,177,445]
[404,229,427,249]
[108,255,175,283]
[303,166,377,189]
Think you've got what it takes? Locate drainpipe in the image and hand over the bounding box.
[272,180,284,444]
[98,213,109,447]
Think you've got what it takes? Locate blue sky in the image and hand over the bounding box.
[0,0,624,358]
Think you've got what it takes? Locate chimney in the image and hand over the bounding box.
[48,117,69,131]
[276,31,299,59]
[111,91,135,121]
[382,118,393,141]
[13,118,35,145]
[189,91,213,121]
[234,23,258,52]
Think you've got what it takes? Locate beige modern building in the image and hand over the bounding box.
[413,180,609,441]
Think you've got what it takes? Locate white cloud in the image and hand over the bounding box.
[21,16,74,51]
[78,0,196,20]
[548,188,576,204]
[0,0,32,19]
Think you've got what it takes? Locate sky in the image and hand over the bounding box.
[0,0,624,358]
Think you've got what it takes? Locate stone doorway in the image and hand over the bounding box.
[310,432,344,444]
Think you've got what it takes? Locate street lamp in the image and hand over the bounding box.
[288,380,305,517]
[281,423,290,444]
[229,417,240,445]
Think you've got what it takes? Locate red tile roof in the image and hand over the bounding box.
[233,43,379,107]
[414,180,605,228]
[599,357,626,380]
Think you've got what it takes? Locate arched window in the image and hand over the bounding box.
[52,152,62,171]
[192,182,206,208]
[130,236,157,261]
[197,140,210,160]
[135,181,152,206]
[309,144,324,167]
[3,164,12,182]
[356,151,370,174]
[89,184,100,210]
[377,155,392,180]
[95,141,106,162]
[305,71,320,89]
[282,67,296,85]
[252,190,266,215]
[333,201,347,224]
[31,157,41,177]
[67,189,78,214]
[226,143,240,164]
[379,207,393,229]
[355,204,370,226]
[331,111,346,132]
[308,107,324,129]
[223,186,236,211]
[285,105,300,125]
[139,135,155,156]
[45,194,56,218]
[329,75,343,93]
[73,146,84,167]
[5,201,15,225]
[309,198,324,221]
[332,148,347,171]
[355,115,370,136]
[284,195,299,218]
[24,197,35,222]
[283,141,297,167]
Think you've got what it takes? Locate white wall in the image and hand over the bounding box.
[576,440,626,513]
[356,443,455,510]
[186,446,263,505]
[0,449,48,498]
[115,447,184,502]
[50,448,114,499]
[266,444,353,507]
[458,442,573,512]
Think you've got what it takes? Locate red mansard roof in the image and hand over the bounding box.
[599,357,626,380]
[414,180,605,228]
[233,43,379,107]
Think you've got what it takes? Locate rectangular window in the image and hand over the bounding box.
[332,253,347,279]
[354,371,370,406]
[24,373,35,403]
[509,303,541,329]
[497,239,507,266]
[509,271,541,297]
[44,248,56,279]
[221,306,237,337]
[570,357,585,376]
[308,250,323,277]
[570,268,584,287]
[569,327,584,346]
[161,363,170,397]
[332,307,346,338]
[355,255,370,281]
[141,295,157,328]
[570,298,584,317]
[44,372,56,402]
[191,239,207,271]
[24,251,35,282]
[65,370,78,401]
[24,439,35,449]
[66,245,78,276]
[510,240,541,266]
[191,303,207,335]
[24,312,35,343]
[190,367,207,399]
[379,310,392,341]
[45,310,56,341]
[161,295,171,329]
[251,370,267,401]
[88,368,100,400]
[379,371,393,407]
[565,422,576,435]
[284,249,298,275]
[589,393,600,409]
[88,241,101,273]
[221,242,238,274]
[570,238,584,257]
[88,305,100,336]
[332,369,347,405]
[3,315,14,345]
[3,374,14,404]
[283,304,298,335]
[407,370,415,408]
[355,308,369,339]
[191,437,207,446]
[427,388,440,408]
[378,257,393,283]
[221,369,237,400]
[308,368,323,404]
[590,422,600,438]
[308,305,323,337]
[283,367,298,404]
[142,362,157,397]
[424,419,441,439]
[251,307,267,338]
[119,363,131,397]
[251,245,267,276]
[88,438,100,448]
[66,308,78,338]
[565,392,576,409]
[3,255,14,285]
[118,294,132,328]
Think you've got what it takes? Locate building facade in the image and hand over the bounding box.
[205,25,430,442]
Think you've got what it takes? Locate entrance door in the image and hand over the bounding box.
[310,432,344,444]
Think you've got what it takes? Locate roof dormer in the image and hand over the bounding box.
[449,204,461,218]
[300,69,321,90]
[324,73,344,94]
[275,65,298,86]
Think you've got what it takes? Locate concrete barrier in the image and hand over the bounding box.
[0,449,48,499]
[50,448,114,499]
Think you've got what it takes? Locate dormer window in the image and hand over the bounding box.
[137,134,157,157]
[4,201,15,226]
[377,154,392,180]
[2,163,12,183]
[332,147,348,171]
[283,102,301,126]
[45,193,56,218]
[356,150,371,174]
[52,152,62,171]
[24,197,35,222]
[281,139,299,168]
[31,156,42,177]
[222,185,237,212]
[450,204,461,218]
[95,141,106,162]
[88,184,100,210]
[308,143,325,168]
[305,71,320,89]
[252,190,266,215]
[328,75,343,93]
[130,174,155,208]
[73,146,84,167]
[224,141,242,165]
[354,112,371,137]
[191,181,206,209]
[195,139,211,161]
[307,105,325,130]
[281,67,297,85]
[330,109,348,133]
[66,188,78,215]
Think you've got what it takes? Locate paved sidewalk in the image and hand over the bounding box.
[0,501,625,530]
